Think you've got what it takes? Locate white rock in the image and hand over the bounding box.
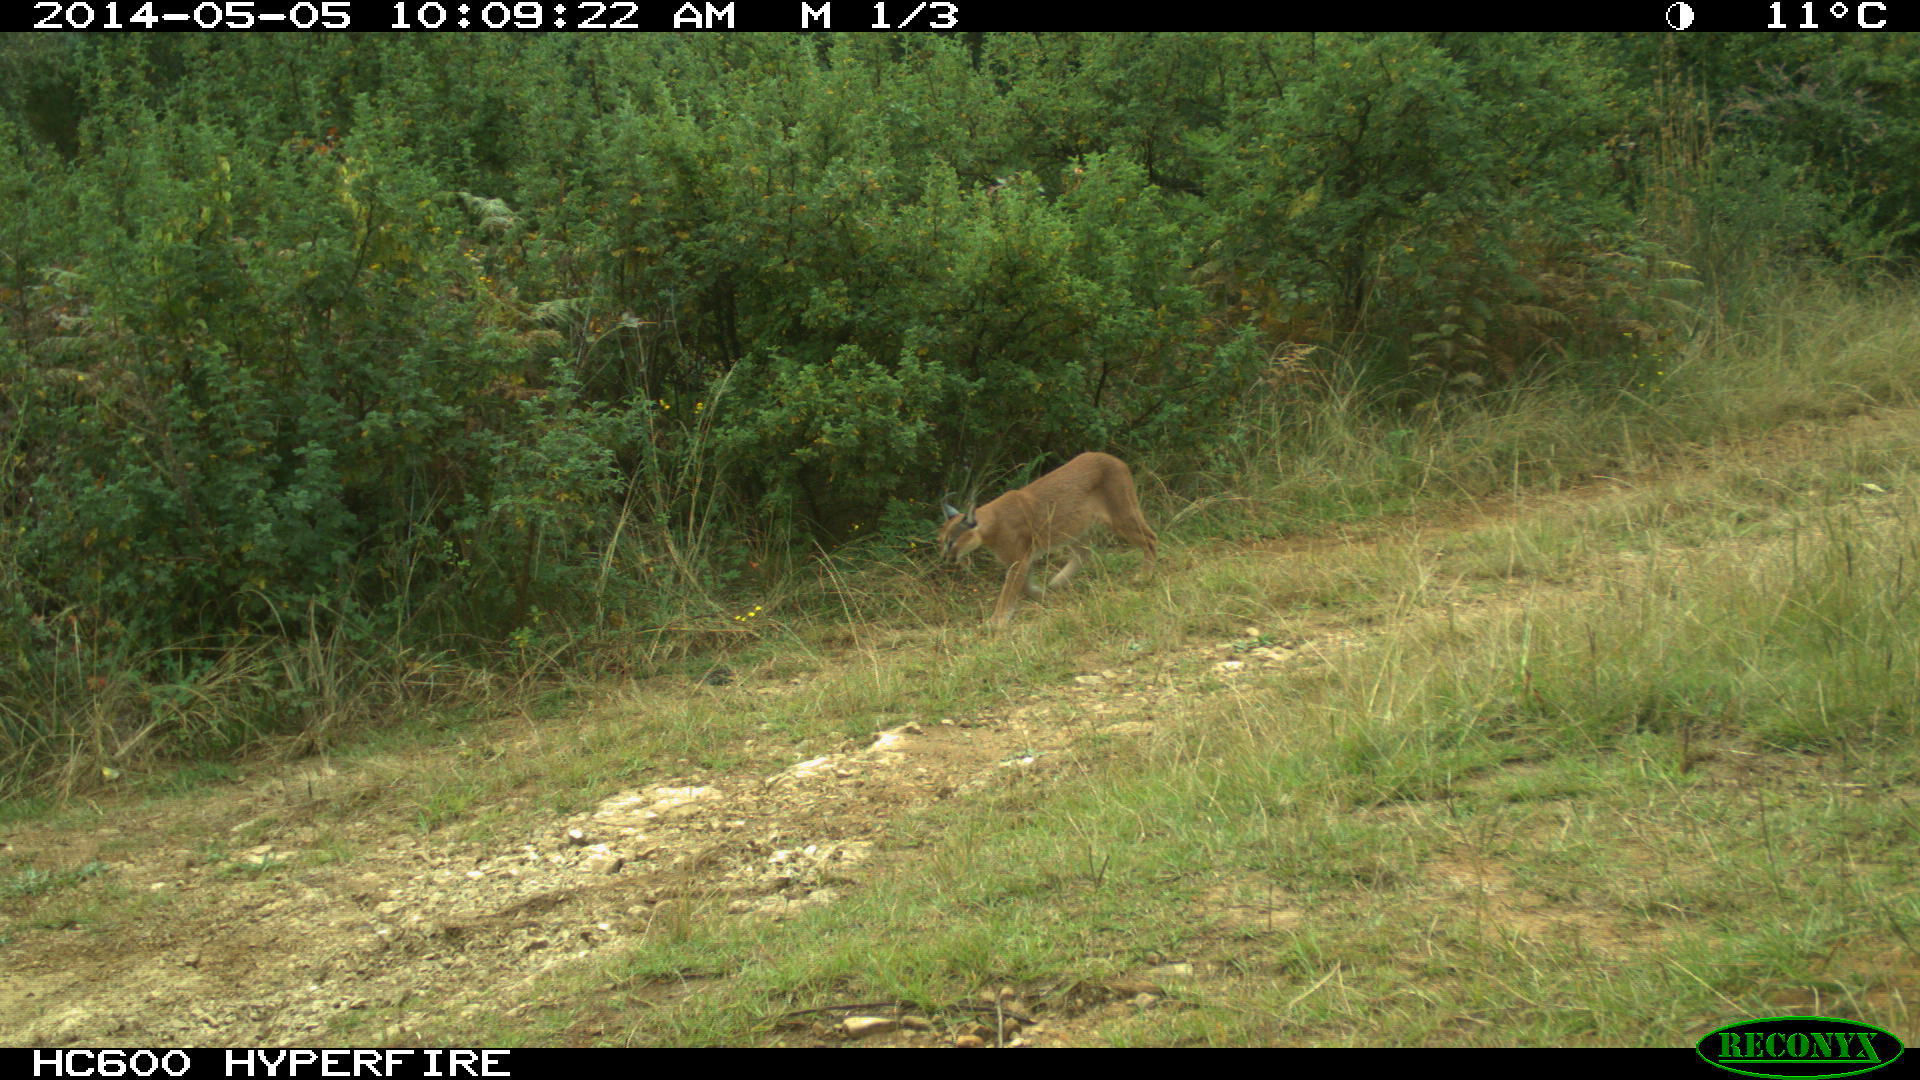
[843,1016,899,1038]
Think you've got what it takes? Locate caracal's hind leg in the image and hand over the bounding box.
[1107,508,1158,570]
[1114,517,1157,563]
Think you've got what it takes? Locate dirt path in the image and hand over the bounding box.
[3,632,1353,1046]
[2,409,1908,1047]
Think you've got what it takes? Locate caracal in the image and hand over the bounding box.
[939,452,1158,626]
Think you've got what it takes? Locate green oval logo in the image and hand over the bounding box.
[1697,1017,1905,1079]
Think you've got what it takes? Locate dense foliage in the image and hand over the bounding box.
[1,32,1915,773]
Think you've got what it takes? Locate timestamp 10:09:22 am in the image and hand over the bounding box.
[33,0,960,31]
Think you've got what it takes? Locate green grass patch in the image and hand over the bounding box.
[3,858,110,900]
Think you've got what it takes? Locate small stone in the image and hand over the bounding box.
[582,853,625,875]
[955,1035,987,1048]
[842,1016,898,1039]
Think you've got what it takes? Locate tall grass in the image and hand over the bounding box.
[1194,278,1920,546]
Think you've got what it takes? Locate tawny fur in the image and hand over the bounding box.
[938,452,1158,626]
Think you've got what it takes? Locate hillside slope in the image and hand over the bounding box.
[5,407,1919,1048]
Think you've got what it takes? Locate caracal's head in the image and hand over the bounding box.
[939,502,982,560]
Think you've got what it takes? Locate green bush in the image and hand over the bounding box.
[2,32,1916,783]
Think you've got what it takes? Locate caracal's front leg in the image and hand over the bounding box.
[1024,554,1047,599]
[992,551,1035,626]
[1046,542,1091,592]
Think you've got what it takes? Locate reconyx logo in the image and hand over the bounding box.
[1697,1017,1904,1079]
